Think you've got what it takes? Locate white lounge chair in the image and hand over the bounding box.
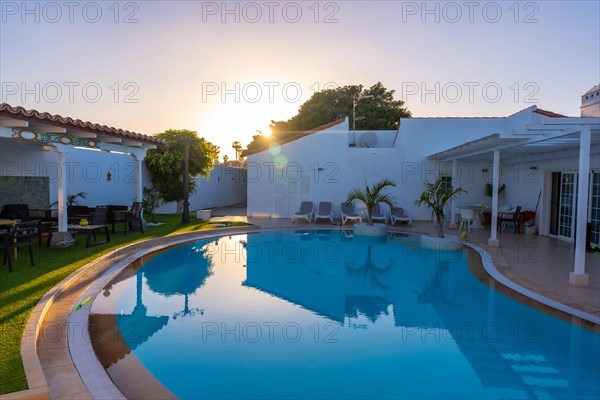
[341,202,362,225]
[371,204,387,224]
[390,207,412,226]
[314,201,334,224]
[292,201,314,223]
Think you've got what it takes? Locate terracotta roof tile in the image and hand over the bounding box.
[533,108,569,118]
[242,117,347,157]
[0,103,166,146]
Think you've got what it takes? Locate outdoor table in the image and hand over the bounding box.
[68,224,110,247]
[48,224,110,248]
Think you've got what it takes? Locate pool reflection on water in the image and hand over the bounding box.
[91,230,600,400]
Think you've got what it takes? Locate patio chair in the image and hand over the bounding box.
[92,205,109,226]
[113,202,144,235]
[0,223,15,272]
[292,201,314,223]
[459,208,477,232]
[16,220,37,265]
[390,207,412,226]
[499,206,522,234]
[371,204,387,224]
[314,202,334,224]
[341,202,362,225]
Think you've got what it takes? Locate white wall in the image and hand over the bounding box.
[351,130,397,148]
[1,132,247,211]
[150,165,247,214]
[247,115,520,220]
[246,107,596,224]
[0,138,137,207]
[502,154,600,230]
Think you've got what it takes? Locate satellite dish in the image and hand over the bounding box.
[360,131,377,148]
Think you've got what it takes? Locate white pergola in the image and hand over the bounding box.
[428,117,600,287]
[0,103,165,247]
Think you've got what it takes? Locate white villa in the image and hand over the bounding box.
[243,85,600,287]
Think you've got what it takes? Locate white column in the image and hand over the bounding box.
[50,146,75,247]
[570,126,591,287]
[134,155,143,202]
[488,150,500,247]
[450,159,459,228]
[57,150,67,231]
[131,151,147,229]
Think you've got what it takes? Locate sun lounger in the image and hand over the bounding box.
[292,201,314,223]
[390,207,412,226]
[371,204,387,224]
[314,202,334,224]
[341,202,362,225]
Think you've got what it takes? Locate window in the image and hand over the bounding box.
[441,176,453,191]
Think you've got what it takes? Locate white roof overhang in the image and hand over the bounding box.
[427,118,600,163]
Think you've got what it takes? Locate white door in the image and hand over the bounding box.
[590,172,600,246]
[272,171,311,218]
[557,173,577,240]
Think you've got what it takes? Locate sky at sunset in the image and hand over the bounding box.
[1,1,599,159]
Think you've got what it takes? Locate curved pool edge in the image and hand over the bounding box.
[68,226,265,399]
[19,225,259,400]
[22,226,599,400]
[465,242,600,326]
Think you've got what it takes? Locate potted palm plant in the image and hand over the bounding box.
[347,178,396,237]
[415,178,466,251]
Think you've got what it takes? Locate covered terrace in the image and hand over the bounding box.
[428,115,600,287]
[0,103,166,247]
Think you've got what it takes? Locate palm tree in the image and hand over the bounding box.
[347,178,396,225]
[415,178,466,238]
[232,141,243,160]
[66,191,87,206]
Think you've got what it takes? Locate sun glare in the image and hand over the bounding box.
[262,127,272,137]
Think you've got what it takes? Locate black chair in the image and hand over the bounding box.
[499,206,522,234]
[15,221,37,266]
[67,205,93,224]
[113,202,144,235]
[92,205,109,225]
[0,204,28,220]
[0,224,15,272]
[106,205,128,227]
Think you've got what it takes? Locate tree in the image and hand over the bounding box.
[347,179,396,225]
[246,82,411,151]
[232,141,243,160]
[145,130,219,213]
[142,187,161,223]
[223,155,229,164]
[415,178,466,238]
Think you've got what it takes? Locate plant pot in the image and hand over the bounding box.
[196,209,211,220]
[353,223,388,237]
[420,234,463,251]
[482,211,491,226]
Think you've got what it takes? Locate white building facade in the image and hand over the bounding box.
[244,89,600,263]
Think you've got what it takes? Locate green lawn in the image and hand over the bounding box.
[0,215,251,394]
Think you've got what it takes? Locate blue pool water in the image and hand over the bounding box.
[92,230,600,399]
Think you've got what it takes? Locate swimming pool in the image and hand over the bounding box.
[90,230,600,399]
